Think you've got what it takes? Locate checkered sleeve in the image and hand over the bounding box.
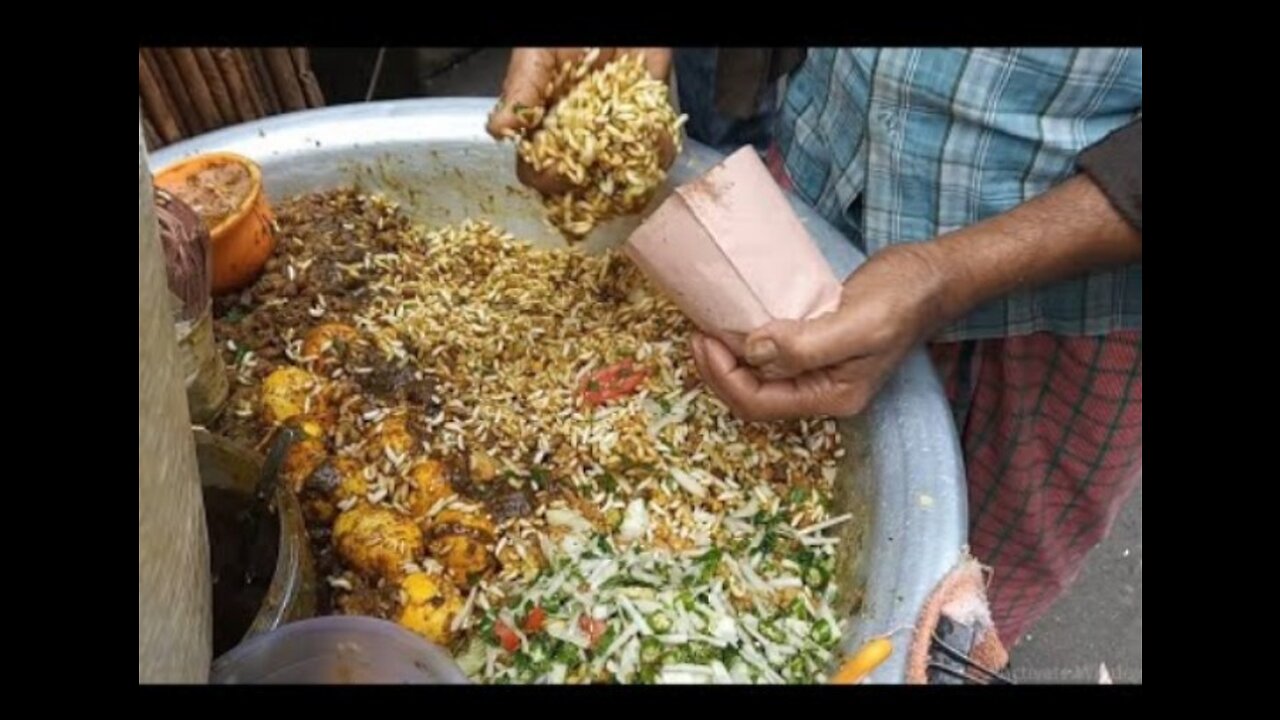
[1077,118,1142,233]
[780,49,1143,340]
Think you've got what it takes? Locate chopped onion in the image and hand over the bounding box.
[670,468,707,498]
[547,507,594,533]
[619,498,649,542]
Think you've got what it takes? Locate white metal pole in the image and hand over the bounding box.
[138,109,213,683]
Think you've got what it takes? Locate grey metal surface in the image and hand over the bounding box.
[152,98,967,683]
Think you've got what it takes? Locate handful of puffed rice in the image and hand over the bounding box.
[501,49,688,240]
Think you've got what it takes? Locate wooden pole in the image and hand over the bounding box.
[152,48,205,134]
[139,52,183,143]
[232,48,269,117]
[194,47,236,123]
[172,47,224,128]
[249,48,283,115]
[263,47,307,112]
[290,47,326,108]
[142,110,163,150]
[215,48,258,122]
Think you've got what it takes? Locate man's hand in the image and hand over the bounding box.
[692,245,947,421]
[486,48,675,196]
[692,174,1143,422]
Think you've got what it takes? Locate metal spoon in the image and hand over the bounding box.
[240,425,303,584]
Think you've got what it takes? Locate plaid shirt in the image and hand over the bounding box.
[777,49,1143,342]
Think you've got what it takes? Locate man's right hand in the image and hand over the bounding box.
[486,48,675,196]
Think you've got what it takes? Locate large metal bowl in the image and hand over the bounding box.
[193,428,317,646]
[152,99,967,683]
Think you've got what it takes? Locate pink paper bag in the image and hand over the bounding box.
[624,146,842,349]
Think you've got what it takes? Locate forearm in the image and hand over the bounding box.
[924,172,1142,327]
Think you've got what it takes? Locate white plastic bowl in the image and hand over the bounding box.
[210,616,469,684]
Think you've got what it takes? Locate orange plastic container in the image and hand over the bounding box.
[155,152,275,294]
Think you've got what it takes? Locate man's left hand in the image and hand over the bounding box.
[691,244,948,422]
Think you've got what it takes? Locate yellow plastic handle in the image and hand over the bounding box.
[830,637,893,684]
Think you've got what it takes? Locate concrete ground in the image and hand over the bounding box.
[1010,484,1142,684]
[412,47,1143,685]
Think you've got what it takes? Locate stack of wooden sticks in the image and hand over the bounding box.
[139,47,325,150]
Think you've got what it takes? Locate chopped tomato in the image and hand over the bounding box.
[579,613,607,646]
[493,620,520,653]
[580,360,649,407]
[523,606,547,634]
